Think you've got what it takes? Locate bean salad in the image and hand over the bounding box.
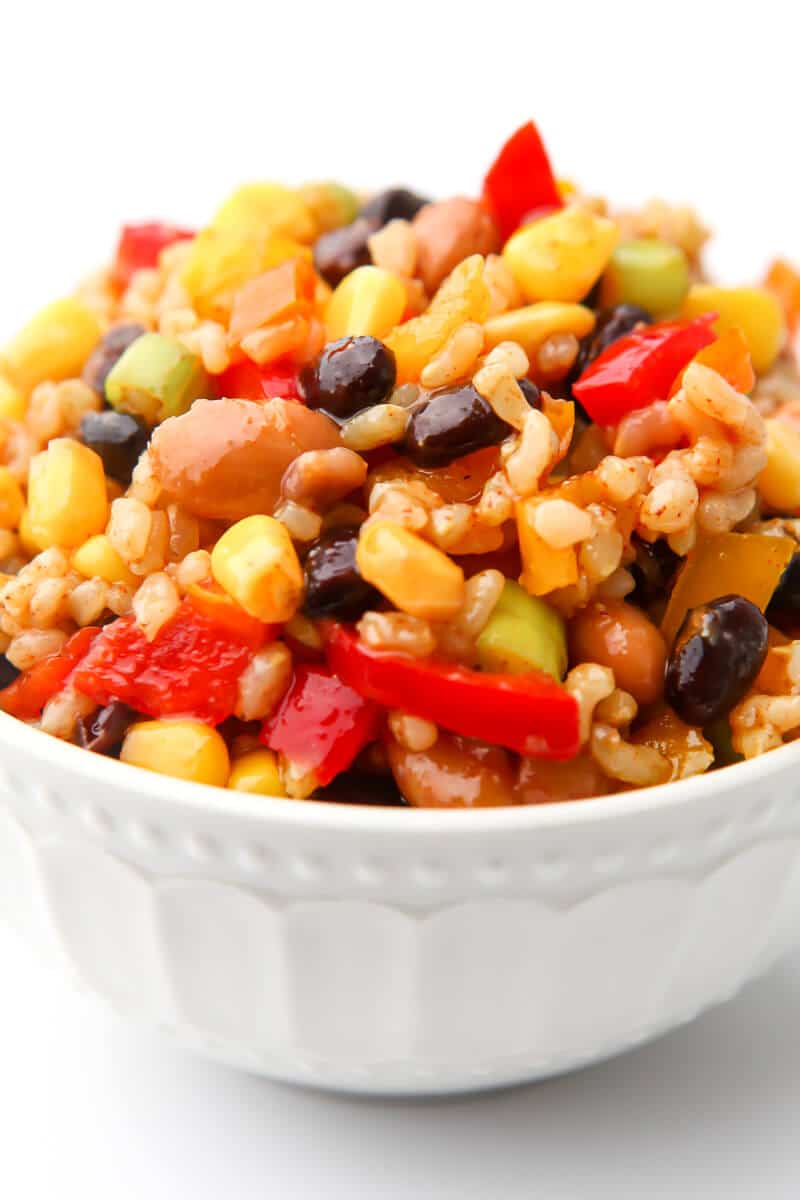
[1,120,799,807]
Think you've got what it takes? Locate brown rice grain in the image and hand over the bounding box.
[388,711,439,752]
[535,332,579,381]
[235,642,293,721]
[420,322,484,389]
[40,686,95,740]
[274,500,323,543]
[533,499,594,549]
[340,404,408,452]
[6,628,68,670]
[590,722,671,786]
[357,611,436,656]
[68,578,109,626]
[367,219,418,277]
[504,408,559,496]
[132,571,180,641]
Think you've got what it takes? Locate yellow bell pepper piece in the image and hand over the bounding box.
[325,266,406,341]
[3,298,101,395]
[385,254,490,383]
[356,520,464,620]
[661,531,796,646]
[502,208,619,304]
[681,284,786,375]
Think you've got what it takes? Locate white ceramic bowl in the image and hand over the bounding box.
[2,712,799,1095]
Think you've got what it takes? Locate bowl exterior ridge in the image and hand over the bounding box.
[2,725,800,1093]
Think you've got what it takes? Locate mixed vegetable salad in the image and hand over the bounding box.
[1,120,800,807]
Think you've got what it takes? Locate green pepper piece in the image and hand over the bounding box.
[104,332,210,426]
[602,239,690,318]
[475,579,567,681]
[704,717,744,768]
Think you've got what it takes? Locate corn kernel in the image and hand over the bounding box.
[325,266,407,341]
[0,376,26,422]
[502,208,619,303]
[27,439,108,550]
[759,418,800,511]
[121,720,230,787]
[211,514,303,623]
[356,520,464,620]
[484,302,595,357]
[0,467,25,530]
[228,749,285,796]
[682,284,786,374]
[72,534,137,586]
[516,499,579,595]
[213,183,315,243]
[3,298,101,394]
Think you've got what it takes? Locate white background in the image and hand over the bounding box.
[2,1,800,1196]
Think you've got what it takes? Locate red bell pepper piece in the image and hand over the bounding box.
[325,625,580,761]
[573,314,717,426]
[261,664,380,786]
[0,627,100,720]
[72,602,267,724]
[482,121,563,243]
[214,358,303,403]
[111,222,195,292]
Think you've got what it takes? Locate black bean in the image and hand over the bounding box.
[517,378,542,409]
[313,217,376,287]
[628,535,681,608]
[766,551,800,633]
[302,527,379,621]
[82,323,147,397]
[0,655,21,690]
[315,769,407,806]
[80,410,150,485]
[300,336,396,421]
[403,384,511,468]
[572,304,653,380]
[360,188,430,226]
[665,594,768,726]
[76,701,135,756]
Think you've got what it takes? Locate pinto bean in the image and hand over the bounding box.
[568,600,667,706]
[412,198,499,294]
[150,397,340,520]
[387,733,514,808]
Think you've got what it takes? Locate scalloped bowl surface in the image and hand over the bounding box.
[2,711,800,1095]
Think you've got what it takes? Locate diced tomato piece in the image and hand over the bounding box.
[111,222,195,292]
[261,664,380,786]
[72,602,267,724]
[0,627,100,720]
[214,358,303,403]
[482,121,563,243]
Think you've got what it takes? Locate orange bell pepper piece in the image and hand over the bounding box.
[229,257,317,342]
[764,258,800,334]
[669,327,755,398]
